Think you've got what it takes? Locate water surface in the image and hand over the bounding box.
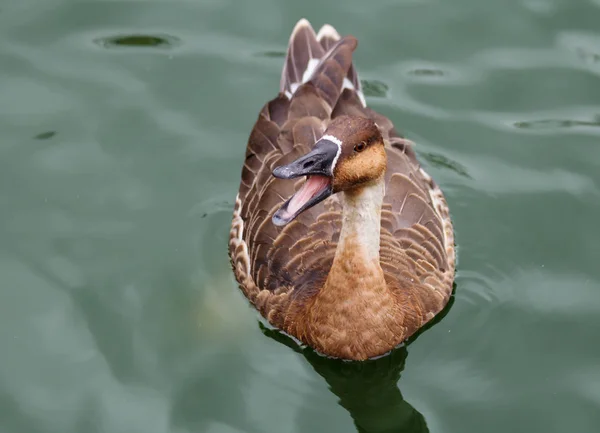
[1,0,600,432]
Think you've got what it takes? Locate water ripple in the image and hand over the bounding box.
[360,79,389,97]
[471,108,600,136]
[93,33,181,50]
[420,151,472,178]
[33,131,57,140]
[514,116,600,130]
[254,50,285,58]
[454,154,598,196]
[557,31,600,69]
[409,68,445,77]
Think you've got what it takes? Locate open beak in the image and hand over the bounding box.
[271,139,338,226]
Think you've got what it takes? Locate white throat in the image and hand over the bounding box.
[337,176,385,262]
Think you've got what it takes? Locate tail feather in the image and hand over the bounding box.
[316,24,364,104]
[316,24,340,51]
[280,19,325,97]
[304,36,358,110]
[281,19,366,107]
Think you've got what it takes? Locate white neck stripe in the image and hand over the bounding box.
[321,134,342,146]
[321,134,342,174]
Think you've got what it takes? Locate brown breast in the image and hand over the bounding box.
[285,233,408,360]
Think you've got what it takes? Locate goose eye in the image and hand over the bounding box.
[354,141,367,153]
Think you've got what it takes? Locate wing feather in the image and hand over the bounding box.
[230,19,454,340]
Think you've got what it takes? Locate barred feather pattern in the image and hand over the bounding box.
[229,19,455,359]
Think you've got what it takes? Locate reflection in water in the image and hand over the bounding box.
[360,79,389,98]
[93,34,181,50]
[306,347,427,433]
[260,292,455,433]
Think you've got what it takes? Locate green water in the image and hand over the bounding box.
[2,0,600,432]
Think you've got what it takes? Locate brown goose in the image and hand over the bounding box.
[229,19,455,361]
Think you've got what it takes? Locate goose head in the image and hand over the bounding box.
[272,116,387,226]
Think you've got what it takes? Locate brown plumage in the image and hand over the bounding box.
[229,19,455,361]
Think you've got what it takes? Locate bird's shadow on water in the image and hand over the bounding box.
[259,284,456,433]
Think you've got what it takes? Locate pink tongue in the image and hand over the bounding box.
[287,175,330,215]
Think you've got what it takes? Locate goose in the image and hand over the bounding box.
[229,19,455,361]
